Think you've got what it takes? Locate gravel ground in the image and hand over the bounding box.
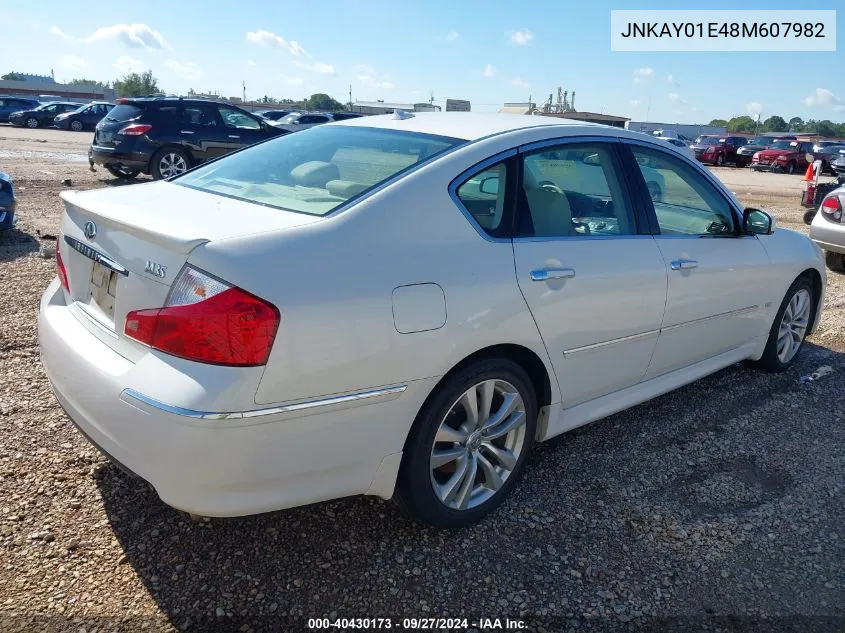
[0,127,843,632]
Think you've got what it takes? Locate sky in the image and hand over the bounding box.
[0,0,843,124]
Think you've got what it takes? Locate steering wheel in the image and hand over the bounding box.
[538,180,564,195]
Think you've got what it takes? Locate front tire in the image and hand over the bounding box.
[750,276,815,372]
[825,251,845,273]
[397,358,537,528]
[151,147,191,180]
[787,161,797,175]
[70,119,84,132]
[25,117,39,129]
[716,154,724,166]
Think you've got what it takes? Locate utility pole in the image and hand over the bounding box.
[242,80,246,104]
[348,84,352,111]
[429,90,435,105]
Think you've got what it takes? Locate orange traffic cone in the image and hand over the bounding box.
[803,162,815,182]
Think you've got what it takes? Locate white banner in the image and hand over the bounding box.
[611,10,836,51]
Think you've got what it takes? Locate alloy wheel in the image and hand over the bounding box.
[159,153,188,178]
[70,120,83,131]
[777,288,811,363]
[429,379,527,511]
[26,118,38,128]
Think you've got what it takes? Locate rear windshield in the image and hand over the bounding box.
[175,126,463,216]
[696,136,719,145]
[771,140,796,150]
[105,104,143,122]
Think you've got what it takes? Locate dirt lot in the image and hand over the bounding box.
[0,126,843,632]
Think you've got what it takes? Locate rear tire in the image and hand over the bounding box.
[396,358,537,528]
[151,147,191,180]
[825,251,845,273]
[748,276,815,373]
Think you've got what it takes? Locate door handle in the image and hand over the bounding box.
[670,259,698,270]
[228,135,240,139]
[531,268,576,281]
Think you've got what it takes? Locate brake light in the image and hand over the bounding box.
[821,196,842,221]
[115,98,129,104]
[124,266,280,366]
[118,124,152,136]
[56,241,70,292]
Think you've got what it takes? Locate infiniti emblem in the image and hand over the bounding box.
[83,221,97,240]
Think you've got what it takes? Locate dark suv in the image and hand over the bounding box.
[89,97,283,180]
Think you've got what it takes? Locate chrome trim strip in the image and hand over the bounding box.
[514,234,655,243]
[563,330,658,357]
[64,235,129,276]
[122,384,408,421]
[660,305,758,333]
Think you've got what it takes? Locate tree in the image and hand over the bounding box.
[788,116,804,130]
[113,70,161,98]
[70,78,110,90]
[726,115,756,133]
[762,115,788,132]
[708,119,728,127]
[804,119,837,137]
[305,93,344,111]
[1,72,25,81]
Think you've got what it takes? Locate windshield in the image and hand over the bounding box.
[770,140,795,150]
[750,137,774,145]
[175,126,463,216]
[277,114,300,124]
[696,136,719,145]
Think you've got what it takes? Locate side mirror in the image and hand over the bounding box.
[479,177,500,195]
[743,208,775,235]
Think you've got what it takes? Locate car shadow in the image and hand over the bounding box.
[0,226,40,263]
[92,340,845,630]
[100,175,152,187]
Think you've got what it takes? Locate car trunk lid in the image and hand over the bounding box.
[58,181,321,360]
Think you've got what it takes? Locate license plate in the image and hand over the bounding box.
[98,131,113,143]
[89,261,117,321]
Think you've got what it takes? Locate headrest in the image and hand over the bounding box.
[290,161,340,187]
[326,180,368,198]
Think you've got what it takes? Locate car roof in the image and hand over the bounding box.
[331,112,604,141]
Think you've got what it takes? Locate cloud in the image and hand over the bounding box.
[446,30,461,41]
[508,29,534,45]
[60,55,87,70]
[482,64,495,78]
[82,23,168,50]
[113,55,145,74]
[246,29,308,57]
[632,67,654,84]
[803,88,845,111]
[247,60,257,67]
[667,92,688,105]
[50,26,72,40]
[666,73,679,86]
[512,77,531,88]
[745,101,763,117]
[164,59,203,80]
[629,99,642,107]
[293,60,335,75]
[356,65,394,89]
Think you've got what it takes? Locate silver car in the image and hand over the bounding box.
[810,185,845,273]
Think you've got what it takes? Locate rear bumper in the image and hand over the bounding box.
[38,279,431,516]
[810,219,845,255]
[89,146,150,172]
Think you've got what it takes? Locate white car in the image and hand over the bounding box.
[657,136,696,161]
[39,113,826,527]
[268,111,334,133]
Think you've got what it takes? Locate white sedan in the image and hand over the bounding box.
[657,136,697,161]
[39,113,826,527]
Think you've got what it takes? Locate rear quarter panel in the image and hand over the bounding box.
[186,131,563,407]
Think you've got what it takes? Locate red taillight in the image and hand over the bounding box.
[124,267,280,366]
[821,196,842,221]
[118,124,152,136]
[56,241,70,292]
[115,98,129,104]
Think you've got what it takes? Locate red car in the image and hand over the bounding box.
[691,135,748,166]
[751,140,815,174]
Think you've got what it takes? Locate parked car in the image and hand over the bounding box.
[751,140,815,174]
[0,171,16,231]
[255,110,293,121]
[735,135,797,167]
[39,113,826,527]
[831,155,845,179]
[8,101,81,128]
[809,184,845,273]
[54,102,114,131]
[657,136,695,161]
[268,111,334,132]
[691,135,748,166]
[89,97,282,180]
[329,112,365,121]
[812,144,845,173]
[0,95,40,123]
